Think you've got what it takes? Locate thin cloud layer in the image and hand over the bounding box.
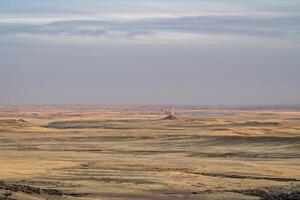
[0,15,299,42]
[0,0,299,44]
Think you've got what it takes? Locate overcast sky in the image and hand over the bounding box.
[0,0,300,105]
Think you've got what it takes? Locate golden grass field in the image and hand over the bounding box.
[0,106,300,200]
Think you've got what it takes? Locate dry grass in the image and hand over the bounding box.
[0,106,299,200]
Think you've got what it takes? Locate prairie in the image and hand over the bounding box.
[0,106,300,200]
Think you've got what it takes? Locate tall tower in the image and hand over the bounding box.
[171,106,175,116]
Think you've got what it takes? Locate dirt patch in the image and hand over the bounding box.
[162,115,178,120]
[0,119,27,126]
[0,181,88,197]
[188,151,300,159]
[233,187,300,200]
[0,197,17,200]
[231,121,280,127]
[200,172,300,182]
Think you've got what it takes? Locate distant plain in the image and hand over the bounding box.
[0,106,300,200]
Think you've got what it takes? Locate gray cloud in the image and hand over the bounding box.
[1,15,299,40]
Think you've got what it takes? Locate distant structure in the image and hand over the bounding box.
[171,106,175,116]
[163,105,177,120]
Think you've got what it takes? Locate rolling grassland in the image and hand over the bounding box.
[0,106,299,200]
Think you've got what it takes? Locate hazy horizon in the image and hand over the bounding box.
[1,0,300,105]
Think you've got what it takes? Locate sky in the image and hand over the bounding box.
[0,0,300,106]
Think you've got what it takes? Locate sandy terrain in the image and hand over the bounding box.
[0,106,300,200]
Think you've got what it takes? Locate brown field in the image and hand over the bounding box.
[0,106,300,200]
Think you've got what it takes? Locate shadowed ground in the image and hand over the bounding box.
[0,106,299,200]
